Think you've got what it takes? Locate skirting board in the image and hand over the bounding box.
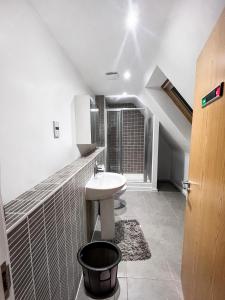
[172,181,187,197]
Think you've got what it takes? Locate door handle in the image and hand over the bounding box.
[182,180,191,191]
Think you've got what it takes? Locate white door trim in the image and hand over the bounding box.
[0,172,14,300]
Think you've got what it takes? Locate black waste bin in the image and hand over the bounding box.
[77,241,122,299]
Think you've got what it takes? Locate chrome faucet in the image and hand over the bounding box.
[94,162,104,176]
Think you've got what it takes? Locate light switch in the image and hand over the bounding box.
[53,121,60,138]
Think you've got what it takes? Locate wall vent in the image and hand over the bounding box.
[105,72,120,80]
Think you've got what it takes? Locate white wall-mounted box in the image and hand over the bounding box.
[74,95,92,144]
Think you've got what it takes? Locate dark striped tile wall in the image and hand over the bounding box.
[5,148,104,300]
[95,95,105,147]
[122,109,144,173]
[7,219,35,300]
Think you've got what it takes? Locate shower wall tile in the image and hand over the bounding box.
[95,95,105,147]
[5,148,105,300]
[122,110,144,173]
[107,110,121,173]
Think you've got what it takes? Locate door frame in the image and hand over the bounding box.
[0,172,14,300]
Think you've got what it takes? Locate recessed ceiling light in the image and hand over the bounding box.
[122,92,127,96]
[126,6,139,30]
[123,70,131,80]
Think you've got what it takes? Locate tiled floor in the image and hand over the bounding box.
[77,184,185,300]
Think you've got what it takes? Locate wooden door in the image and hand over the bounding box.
[181,9,225,300]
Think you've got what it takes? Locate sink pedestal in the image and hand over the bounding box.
[85,172,126,241]
[100,198,115,240]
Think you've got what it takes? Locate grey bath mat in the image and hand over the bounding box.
[113,219,151,261]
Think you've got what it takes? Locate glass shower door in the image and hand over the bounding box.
[107,107,150,183]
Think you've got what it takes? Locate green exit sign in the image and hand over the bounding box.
[202,98,207,107]
[202,82,224,108]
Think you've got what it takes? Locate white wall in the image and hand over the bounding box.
[158,133,190,194]
[139,88,191,153]
[171,150,189,194]
[139,64,192,193]
[0,0,91,203]
[147,0,225,106]
[142,3,224,191]
[158,134,172,181]
[147,66,192,141]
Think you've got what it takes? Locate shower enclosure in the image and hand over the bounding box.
[107,106,152,183]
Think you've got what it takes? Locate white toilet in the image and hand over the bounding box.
[113,184,127,209]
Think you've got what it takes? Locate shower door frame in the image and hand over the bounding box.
[107,107,149,182]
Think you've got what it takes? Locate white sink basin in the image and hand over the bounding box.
[86,172,126,200]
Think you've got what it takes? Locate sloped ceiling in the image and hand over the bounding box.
[29,0,178,95]
[28,0,224,152]
[29,0,224,105]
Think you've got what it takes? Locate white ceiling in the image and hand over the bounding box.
[29,0,178,95]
